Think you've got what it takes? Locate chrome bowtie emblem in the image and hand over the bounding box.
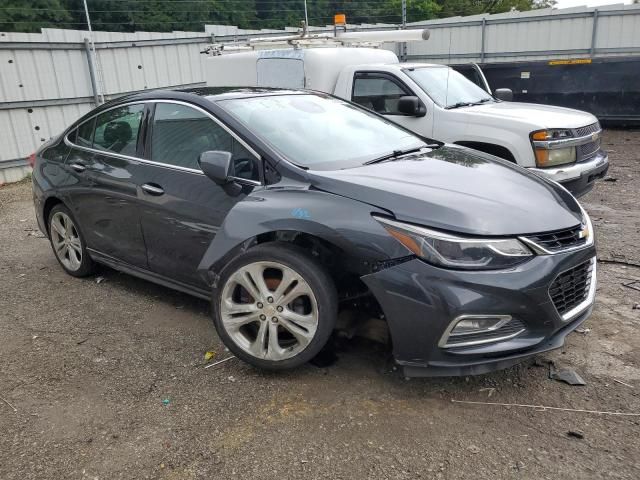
[578,225,589,239]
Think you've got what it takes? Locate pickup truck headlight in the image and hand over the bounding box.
[531,129,577,168]
[374,216,533,270]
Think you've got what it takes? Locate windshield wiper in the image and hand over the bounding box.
[364,147,427,165]
[445,98,493,109]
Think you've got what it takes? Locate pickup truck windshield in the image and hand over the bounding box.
[405,66,493,109]
[218,94,427,170]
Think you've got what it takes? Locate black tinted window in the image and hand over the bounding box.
[75,118,96,148]
[151,103,258,181]
[93,104,144,156]
[352,75,410,115]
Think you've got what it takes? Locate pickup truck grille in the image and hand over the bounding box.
[577,139,601,160]
[572,122,602,161]
[573,122,600,137]
[549,259,594,317]
[524,225,586,252]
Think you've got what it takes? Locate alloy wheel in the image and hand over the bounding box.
[219,261,319,361]
[50,211,83,271]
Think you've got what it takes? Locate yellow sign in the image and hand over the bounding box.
[548,59,593,66]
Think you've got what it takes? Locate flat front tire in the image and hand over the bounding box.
[212,243,338,370]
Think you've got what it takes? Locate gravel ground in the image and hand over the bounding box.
[1,129,639,480]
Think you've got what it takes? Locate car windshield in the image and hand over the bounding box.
[218,94,427,170]
[405,66,493,108]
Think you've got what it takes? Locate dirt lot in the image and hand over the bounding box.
[1,129,639,480]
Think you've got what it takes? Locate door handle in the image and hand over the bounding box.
[69,162,86,173]
[141,183,165,196]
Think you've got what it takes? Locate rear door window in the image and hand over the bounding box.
[150,102,260,181]
[93,104,144,156]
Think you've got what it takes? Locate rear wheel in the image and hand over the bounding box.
[48,204,96,277]
[212,243,338,370]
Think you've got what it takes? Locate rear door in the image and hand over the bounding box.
[137,101,262,288]
[64,103,148,267]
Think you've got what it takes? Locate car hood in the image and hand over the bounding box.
[459,101,597,129]
[307,146,583,236]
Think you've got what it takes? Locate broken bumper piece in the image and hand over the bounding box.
[361,246,596,377]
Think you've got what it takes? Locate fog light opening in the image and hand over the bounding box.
[439,314,525,348]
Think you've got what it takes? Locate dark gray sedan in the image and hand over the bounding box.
[31,88,596,376]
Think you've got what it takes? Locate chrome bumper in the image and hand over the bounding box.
[529,151,608,183]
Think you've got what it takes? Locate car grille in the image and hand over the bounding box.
[549,260,593,317]
[446,318,526,348]
[573,122,600,137]
[524,225,586,252]
[577,139,601,160]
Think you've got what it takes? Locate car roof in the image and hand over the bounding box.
[110,86,308,106]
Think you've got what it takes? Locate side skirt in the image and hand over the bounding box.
[88,249,211,301]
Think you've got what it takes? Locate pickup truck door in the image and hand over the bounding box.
[350,71,433,138]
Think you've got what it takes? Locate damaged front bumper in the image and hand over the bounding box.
[362,246,596,377]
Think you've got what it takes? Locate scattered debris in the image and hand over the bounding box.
[633,304,640,310]
[549,363,586,386]
[32,335,38,340]
[204,350,217,362]
[575,328,591,335]
[0,395,17,413]
[566,430,584,439]
[228,375,236,383]
[451,399,640,417]
[203,356,235,369]
[613,379,634,389]
[76,338,89,345]
[95,276,105,284]
[622,281,640,292]
[598,258,640,268]
[479,387,496,398]
[467,445,481,454]
[162,398,170,406]
[603,177,617,182]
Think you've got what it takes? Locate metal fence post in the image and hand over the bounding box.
[590,9,599,57]
[400,0,407,61]
[480,18,486,63]
[84,38,100,106]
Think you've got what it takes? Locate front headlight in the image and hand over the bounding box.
[531,129,576,168]
[374,216,533,270]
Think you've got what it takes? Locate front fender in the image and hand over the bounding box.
[196,187,408,284]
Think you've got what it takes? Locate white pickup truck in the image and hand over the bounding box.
[205,46,609,196]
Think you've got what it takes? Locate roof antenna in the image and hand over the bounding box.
[303,0,309,31]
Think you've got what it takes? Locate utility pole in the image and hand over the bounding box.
[303,0,309,28]
[83,0,104,104]
[400,0,407,61]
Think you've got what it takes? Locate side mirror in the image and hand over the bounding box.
[494,88,513,102]
[199,150,233,185]
[397,96,426,117]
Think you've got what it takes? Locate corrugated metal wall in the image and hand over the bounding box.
[1,4,639,175]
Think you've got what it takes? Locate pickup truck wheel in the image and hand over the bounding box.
[212,243,338,370]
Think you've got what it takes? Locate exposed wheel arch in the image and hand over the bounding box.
[42,196,64,235]
[454,141,517,163]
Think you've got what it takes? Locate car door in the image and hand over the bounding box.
[351,72,433,137]
[63,103,148,267]
[137,100,262,289]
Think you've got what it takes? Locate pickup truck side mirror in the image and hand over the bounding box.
[397,96,426,117]
[494,88,513,102]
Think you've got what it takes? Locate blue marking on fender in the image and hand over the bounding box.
[291,208,311,219]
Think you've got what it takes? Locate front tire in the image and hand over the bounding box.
[212,242,338,370]
[48,204,96,277]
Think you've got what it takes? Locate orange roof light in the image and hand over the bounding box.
[334,13,346,25]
